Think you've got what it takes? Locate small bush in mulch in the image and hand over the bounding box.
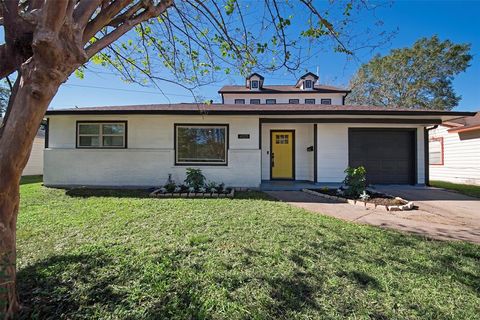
[309,188,407,207]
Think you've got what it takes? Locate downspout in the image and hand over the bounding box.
[424,125,438,186]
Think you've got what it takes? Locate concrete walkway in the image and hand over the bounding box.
[265,190,480,244]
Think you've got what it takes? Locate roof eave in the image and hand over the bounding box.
[45,109,476,117]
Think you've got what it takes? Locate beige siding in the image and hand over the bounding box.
[22,137,44,176]
[429,125,480,185]
[223,92,344,105]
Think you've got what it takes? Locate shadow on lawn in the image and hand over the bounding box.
[17,232,480,319]
[20,175,43,185]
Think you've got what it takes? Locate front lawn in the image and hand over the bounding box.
[17,177,480,319]
[430,180,480,198]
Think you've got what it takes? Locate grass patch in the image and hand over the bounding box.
[16,179,480,319]
[430,180,480,198]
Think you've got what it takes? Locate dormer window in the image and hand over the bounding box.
[304,80,313,89]
[245,73,264,90]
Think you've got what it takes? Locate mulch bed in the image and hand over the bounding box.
[309,188,408,207]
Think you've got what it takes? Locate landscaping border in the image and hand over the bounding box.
[302,188,415,211]
[150,188,235,198]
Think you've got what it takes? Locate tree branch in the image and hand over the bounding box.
[85,0,173,58]
[73,0,103,28]
[82,0,131,44]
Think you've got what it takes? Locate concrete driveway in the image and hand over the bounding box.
[266,186,480,244]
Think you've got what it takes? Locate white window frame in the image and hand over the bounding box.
[175,124,228,166]
[251,80,259,89]
[304,79,313,89]
[266,99,276,105]
[234,99,245,104]
[289,99,299,104]
[250,99,261,104]
[77,122,126,149]
[321,98,332,105]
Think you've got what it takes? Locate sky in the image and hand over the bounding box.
[48,0,480,111]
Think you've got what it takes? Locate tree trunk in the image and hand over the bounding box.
[0,58,66,318]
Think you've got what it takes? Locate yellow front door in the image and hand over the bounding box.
[271,131,294,179]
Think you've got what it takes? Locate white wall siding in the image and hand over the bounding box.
[45,115,261,188]
[261,123,314,181]
[429,126,480,185]
[44,149,260,187]
[316,124,425,184]
[46,114,428,187]
[22,137,44,176]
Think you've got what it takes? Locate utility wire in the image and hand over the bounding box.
[63,83,206,98]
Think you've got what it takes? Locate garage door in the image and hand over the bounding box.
[348,129,416,184]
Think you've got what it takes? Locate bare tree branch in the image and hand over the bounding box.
[82,0,131,43]
[85,1,173,58]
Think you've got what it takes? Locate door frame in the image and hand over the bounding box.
[348,128,417,185]
[270,129,296,180]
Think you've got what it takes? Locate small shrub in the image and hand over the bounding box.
[184,168,206,190]
[206,181,218,192]
[217,183,225,193]
[164,182,176,193]
[343,166,367,198]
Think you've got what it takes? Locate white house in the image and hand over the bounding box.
[22,129,45,176]
[43,73,474,188]
[429,112,480,185]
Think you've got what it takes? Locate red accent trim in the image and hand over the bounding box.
[429,137,444,166]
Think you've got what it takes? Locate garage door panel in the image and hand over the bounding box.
[348,129,415,185]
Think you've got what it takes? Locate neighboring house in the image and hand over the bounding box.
[23,129,45,176]
[43,72,473,188]
[429,112,480,185]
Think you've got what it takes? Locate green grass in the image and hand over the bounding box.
[430,180,480,198]
[16,176,480,319]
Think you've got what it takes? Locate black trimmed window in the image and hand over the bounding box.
[321,98,332,105]
[77,122,126,148]
[234,99,245,104]
[251,80,259,89]
[250,99,260,104]
[429,137,444,165]
[304,80,313,89]
[266,99,276,105]
[289,99,299,104]
[175,124,228,165]
[305,99,315,104]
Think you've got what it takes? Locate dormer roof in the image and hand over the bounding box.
[295,72,319,87]
[246,73,265,80]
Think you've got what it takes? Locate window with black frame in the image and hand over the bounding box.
[77,122,126,148]
[175,125,228,165]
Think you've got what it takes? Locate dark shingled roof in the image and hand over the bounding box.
[218,84,350,93]
[45,103,475,117]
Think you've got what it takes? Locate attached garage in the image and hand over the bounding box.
[348,128,416,184]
